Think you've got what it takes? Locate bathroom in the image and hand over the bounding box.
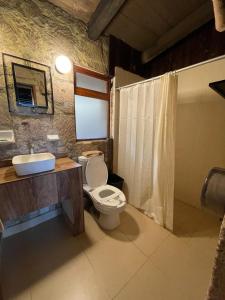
[0,0,225,299]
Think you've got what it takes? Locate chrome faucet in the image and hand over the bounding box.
[28,142,35,154]
[21,122,34,154]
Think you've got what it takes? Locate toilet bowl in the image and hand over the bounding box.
[78,155,126,230]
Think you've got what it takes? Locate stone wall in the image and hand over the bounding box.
[0,0,111,164]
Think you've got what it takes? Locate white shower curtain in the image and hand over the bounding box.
[117,73,177,230]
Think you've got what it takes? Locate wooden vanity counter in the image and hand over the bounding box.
[0,157,78,184]
[0,157,84,236]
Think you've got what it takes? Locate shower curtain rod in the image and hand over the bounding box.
[116,53,225,90]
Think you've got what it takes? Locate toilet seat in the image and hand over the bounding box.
[90,185,126,209]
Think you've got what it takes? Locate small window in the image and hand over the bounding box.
[74,66,110,140]
[16,84,35,107]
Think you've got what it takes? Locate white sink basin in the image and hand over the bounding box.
[12,153,56,176]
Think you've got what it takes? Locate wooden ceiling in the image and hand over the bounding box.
[48,0,100,23]
[48,0,214,63]
[105,0,214,62]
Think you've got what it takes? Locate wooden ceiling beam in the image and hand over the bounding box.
[88,0,126,40]
[142,2,213,64]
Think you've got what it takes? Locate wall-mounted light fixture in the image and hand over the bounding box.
[55,55,72,74]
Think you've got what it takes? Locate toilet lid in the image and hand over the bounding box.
[86,156,108,188]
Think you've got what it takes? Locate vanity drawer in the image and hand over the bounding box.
[0,173,58,221]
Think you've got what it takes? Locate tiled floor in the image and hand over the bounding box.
[2,201,221,300]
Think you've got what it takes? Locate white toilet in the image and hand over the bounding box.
[78,154,126,230]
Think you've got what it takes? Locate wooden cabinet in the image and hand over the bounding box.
[0,157,84,236]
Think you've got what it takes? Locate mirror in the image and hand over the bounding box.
[3,53,54,115]
[13,64,48,108]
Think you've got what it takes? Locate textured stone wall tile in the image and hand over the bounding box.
[0,0,110,161]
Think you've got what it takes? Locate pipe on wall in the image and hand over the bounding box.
[212,0,225,31]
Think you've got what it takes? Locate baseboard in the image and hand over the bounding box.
[3,208,62,238]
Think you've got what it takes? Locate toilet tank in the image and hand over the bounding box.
[78,156,88,184]
[78,154,105,184]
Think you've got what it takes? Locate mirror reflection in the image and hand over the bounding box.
[12,64,48,108]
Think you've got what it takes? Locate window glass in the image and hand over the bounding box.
[75,95,108,140]
[76,72,107,93]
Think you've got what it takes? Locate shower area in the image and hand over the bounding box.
[111,55,225,232]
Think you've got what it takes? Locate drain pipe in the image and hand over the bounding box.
[212,0,225,31]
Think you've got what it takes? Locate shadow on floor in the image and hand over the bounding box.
[85,204,141,243]
[2,209,140,298]
[2,215,84,299]
[173,200,221,238]
[106,210,140,242]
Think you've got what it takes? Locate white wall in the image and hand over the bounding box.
[175,58,225,208]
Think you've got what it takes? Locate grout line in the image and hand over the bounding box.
[117,227,148,257]
[112,256,149,299]
[118,214,171,258]
[82,244,113,299]
[80,218,148,299]
[144,234,170,258]
[111,226,170,297]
